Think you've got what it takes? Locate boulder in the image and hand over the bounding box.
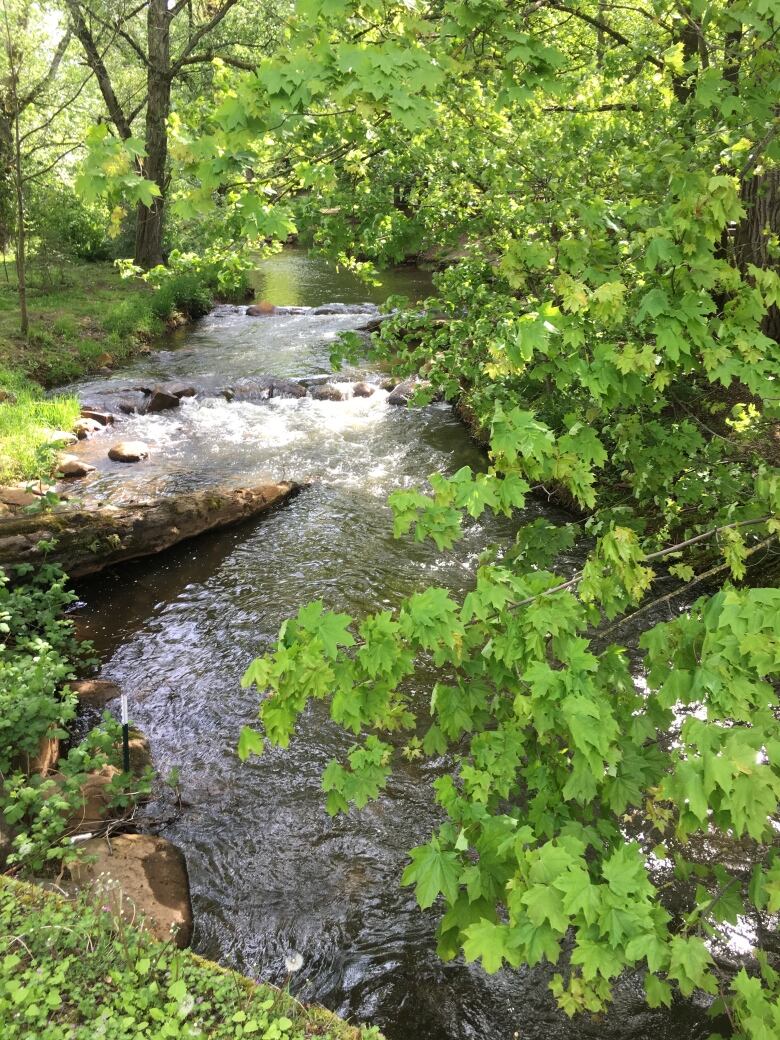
[0,389,17,404]
[246,301,276,316]
[57,454,96,479]
[312,303,378,315]
[67,764,121,834]
[0,486,38,507]
[310,384,345,402]
[80,408,113,426]
[117,394,147,415]
[388,378,424,406]
[68,834,193,947]
[69,678,121,709]
[171,386,196,399]
[0,814,14,870]
[352,382,376,398]
[96,352,114,367]
[44,429,78,447]
[226,376,307,401]
[0,481,302,577]
[145,387,180,413]
[108,441,150,463]
[116,728,152,775]
[28,734,60,777]
[73,417,102,440]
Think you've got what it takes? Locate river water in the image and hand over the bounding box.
[70,252,715,1040]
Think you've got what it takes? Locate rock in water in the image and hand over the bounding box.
[69,678,122,709]
[68,834,193,948]
[57,454,96,479]
[387,378,419,405]
[80,408,113,425]
[108,441,150,463]
[352,381,376,397]
[145,386,180,413]
[73,417,102,439]
[246,300,276,316]
[310,384,345,401]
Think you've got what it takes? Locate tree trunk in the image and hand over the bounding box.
[735,168,780,343]
[134,0,171,269]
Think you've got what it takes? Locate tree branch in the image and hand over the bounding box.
[66,1,132,139]
[171,0,242,75]
[19,29,72,111]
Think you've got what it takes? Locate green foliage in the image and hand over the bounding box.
[0,876,380,1040]
[0,564,147,874]
[220,1,780,1033]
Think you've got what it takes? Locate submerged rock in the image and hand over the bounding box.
[57,454,96,479]
[73,417,102,440]
[246,301,276,316]
[310,384,345,401]
[0,481,302,577]
[80,408,113,426]
[70,678,122,709]
[352,381,376,398]
[225,376,307,401]
[108,441,150,463]
[387,378,420,406]
[312,303,378,315]
[145,386,180,413]
[68,834,193,948]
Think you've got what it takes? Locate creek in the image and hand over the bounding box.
[69,251,715,1040]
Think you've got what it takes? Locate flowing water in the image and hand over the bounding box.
[70,251,715,1040]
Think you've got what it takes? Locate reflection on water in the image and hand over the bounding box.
[73,251,714,1040]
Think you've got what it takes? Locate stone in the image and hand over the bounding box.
[246,300,276,316]
[227,376,307,401]
[312,303,378,315]
[118,398,144,415]
[44,429,78,447]
[70,678,121,708]
[0,814,14,869]
[310,384,345,402]
[115,728,152,775]
[73,417,102,439]
[0,486,37,507]
[352,382,376,398]
[49,764,121,834]
[108,441,150,463]
[171,386,196,399]
[145,387,180,413]
[17,734,60,777]
[80,409,113,426]
[96,352,114,367]
[0,389,17,404]
[57,454,96,479]
[68,834,193,947]
[388,378,422,406]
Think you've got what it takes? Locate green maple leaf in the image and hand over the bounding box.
[668,936,716,997]
[237,725,264,761]
[462,920,508,973]
[402,840,461,909]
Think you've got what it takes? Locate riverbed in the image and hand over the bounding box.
[71,252,714,1040]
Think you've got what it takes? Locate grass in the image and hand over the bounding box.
[0,259,216,485]
[0,876,381,1040]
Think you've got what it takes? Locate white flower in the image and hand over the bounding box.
[284,952,303,973]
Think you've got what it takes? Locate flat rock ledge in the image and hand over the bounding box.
[69,834,193,948]
[0,481,302,577]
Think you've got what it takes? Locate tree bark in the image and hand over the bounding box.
[134,0,171,269]
[735,168,780,342]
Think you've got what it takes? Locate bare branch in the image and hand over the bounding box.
[171,0,242,75]
[19,29,72,111]
[65,1,132,139]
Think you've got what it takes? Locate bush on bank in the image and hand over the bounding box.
[0,876,380,1040]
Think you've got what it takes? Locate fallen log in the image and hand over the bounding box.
[0,482,302,577]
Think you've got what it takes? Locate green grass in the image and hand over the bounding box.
[0,876,380,1040]
[0,259,221,484]
[0,367,81,484]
